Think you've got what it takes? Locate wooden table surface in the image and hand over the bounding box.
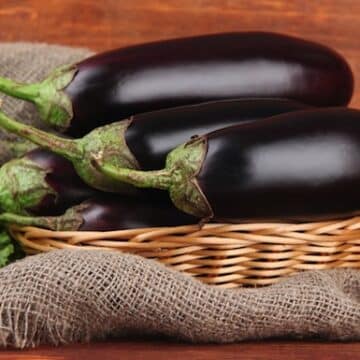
[1,340,359,360]
[1,0,360,359]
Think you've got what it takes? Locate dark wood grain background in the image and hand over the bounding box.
[0,1,359,359]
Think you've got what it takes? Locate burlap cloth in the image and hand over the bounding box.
[0,43,359,348]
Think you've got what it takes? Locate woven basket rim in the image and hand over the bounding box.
[11,216,360,288]
[10,215,360,235]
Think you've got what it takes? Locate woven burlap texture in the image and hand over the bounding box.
[0,250,360,348]
[0,43,359,348]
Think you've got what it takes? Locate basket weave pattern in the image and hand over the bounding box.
[11,216,360,288]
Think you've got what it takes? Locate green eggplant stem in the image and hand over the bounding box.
[0,109,81,161]
[0,212,47,227]
[94,137,213,219]
[0,204,85,231]
[0,65,77,131]
[0,76,41,103]
[95,159,172,190]
[0,107,141,193]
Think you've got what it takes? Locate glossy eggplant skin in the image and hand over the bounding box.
[79,195,197,231]
[65,32,353,136]
[125,98,310,170]
[25,149,97,215]
[198,108,360,222]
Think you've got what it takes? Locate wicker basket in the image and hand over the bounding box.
[10,216,360,288]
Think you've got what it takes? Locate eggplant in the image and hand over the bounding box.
[0,98,309,192]
[1,195,197,231]
[0,32,353,136]
[0,148,97,216]
[95,107,360,222]
[126,98,309,170]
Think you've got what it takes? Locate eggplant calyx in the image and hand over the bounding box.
[95,136,213,219]
[76,119,141,192]
[3,203,87,231]
[0,65,77,132]
[34,65,77,131]
[0,139,37,159]
[165,137,213,219]
[0,139,37,165]
[0,109,139,193]
[0,157,56,215]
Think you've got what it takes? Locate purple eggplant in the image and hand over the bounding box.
[0,32,353,135]
[125,98,309,170]
[0,195,197,231]
[96,107,360,222]
[0,148,97,216]
[0,98,309,192]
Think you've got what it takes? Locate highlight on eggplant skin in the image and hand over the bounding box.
[0,32,353,135]
[96,107,360,223]
[125,98,310,170]
[63,32,355,135]
[26,148,98,215]
[78,195,197,231]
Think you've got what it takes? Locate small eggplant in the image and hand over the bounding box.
[0,99,308,191]
[0,32,353,135]
[1,195,197,231]
[0,148,96,216]
[96,108,360,222]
